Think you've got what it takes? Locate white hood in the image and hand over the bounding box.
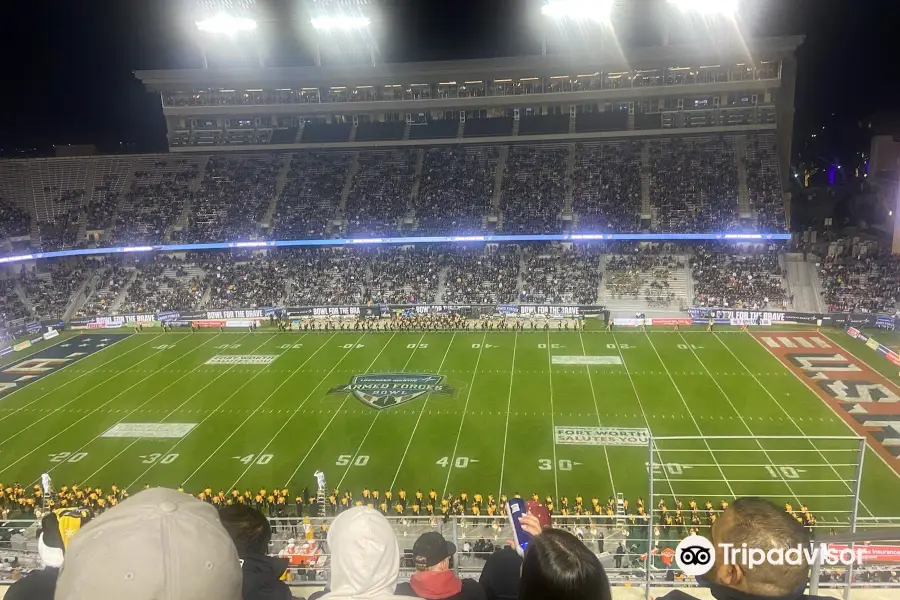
[322,506,404,600]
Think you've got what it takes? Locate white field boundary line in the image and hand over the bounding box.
[718,333,877,517]
[279,332,396,490]
[334,332,428,490]
[0,333,164,423]
[78,331,271,485]
[610,332,679,501]
[0,332,101,369]
[578,329,617,499]
[544,330,560,501]
[389,332,458,491]
[181,332,344,489]
[441,332,488,498]
[677,332,805,506]
[496,331,518,497]
[641,331,737,499]
[0,334,195,443]
[125,333,316,489]
[0,333,221,477]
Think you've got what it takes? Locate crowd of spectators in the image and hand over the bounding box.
[203,252,289,310]
[572,141,642,232]
[605,245,684,305]
[344,150,417,236]
[819,248,900,313]
[745,133,786,232]
[282,249,368,306]
[365,248,441,304]
[649,136,740,232]
[185,154,283,243]
[0,198,30,239]
[520,246,603,304]
[36,190,85,250]
[0,278,28,325]
[20,260,91,319]
[415,146,498,234]
[120,256,206,314]
[443,248,520,304]
[76,262,132,317]
[113,159,200,245]
[691,243,788,309]
[500,145,567,234]
[273,152,350,240]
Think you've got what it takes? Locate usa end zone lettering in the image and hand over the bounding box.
[754,332,900,469]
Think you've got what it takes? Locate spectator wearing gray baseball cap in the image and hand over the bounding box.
[53,487,243,600]
[396,531,486,600]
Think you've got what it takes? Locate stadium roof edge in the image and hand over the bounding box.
[134,35,804,87]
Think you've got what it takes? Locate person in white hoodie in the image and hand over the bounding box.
[320,505,408,600]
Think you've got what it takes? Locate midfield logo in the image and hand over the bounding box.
[329,373,454,410]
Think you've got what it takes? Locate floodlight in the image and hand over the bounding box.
[195,13,258,35]
[667,0,739,16]
[540,0,614,24]
[310,15,372,31]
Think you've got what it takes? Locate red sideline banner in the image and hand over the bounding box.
[651,318,693,326]
[87,322,105,329]
[828,545,900,564]
[847,327,861,339]
[193,320,226,328]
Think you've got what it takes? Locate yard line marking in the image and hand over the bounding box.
[0,333,164,424]
[677,332,803,505]
[442,332,488,498]
[389,332,458,491]
[642,332,736,499]
[0,334,220,477]
[579,329,616,498]
[280,333,396,490]
[335,332,428,490]
[719,333,875,517]
[179,332,342,489]
[543,330,560,501]
[497,331,518,496]
[76,331,263,485]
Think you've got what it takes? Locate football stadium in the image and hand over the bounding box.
[2,0,900,597]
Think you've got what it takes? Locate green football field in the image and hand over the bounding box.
[2,327,899,526]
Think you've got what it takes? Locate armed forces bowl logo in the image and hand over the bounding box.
[329,373,454,410]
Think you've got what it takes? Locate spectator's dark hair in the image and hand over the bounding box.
[718,497,810,595]
[218,504,272,557]
[519,529,611,600]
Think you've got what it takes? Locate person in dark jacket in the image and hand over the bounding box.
[396,531,486,600]
[478,546,522,600]
[219,503,294,600]
[658,497,833,600]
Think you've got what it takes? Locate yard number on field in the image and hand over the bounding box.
[216,344,241,349]
[606,343,634,350]
[645,462,689,475]
[140,453,179,465]
[538,343,562,349]
[153,344,175,350]
[437,456,478,468]
[277,344,304,349]
[766,465,803,479]
[234,454,273,465]
[48,452,87,463]
[336,455,369,467]
[341,344,365,349]
[677,344,704,350]
[539,459,580,471]
[471,344,497,349]
[407,343,429,349]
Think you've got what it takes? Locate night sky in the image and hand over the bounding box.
[0,0,894,165]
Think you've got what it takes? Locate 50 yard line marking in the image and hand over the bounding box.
[579,329,616,498]
[335,332,428,490]
[390,332,457,491]
[497,331,518,496]
[0,334,215,477]
[280,333,396,490]
[544,330,559,501]
[441,331,487,498]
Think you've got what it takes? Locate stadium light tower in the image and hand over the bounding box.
[308,0,376,66]
[192,0,262,68]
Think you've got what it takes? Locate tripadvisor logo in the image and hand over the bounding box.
[329,373,454,410]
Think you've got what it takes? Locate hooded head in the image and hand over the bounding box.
[324,506,402,600]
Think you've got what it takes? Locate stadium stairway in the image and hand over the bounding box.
[783,252,826,313]
[170,155,209,239]
[600,255,691,317]
[640,145,652,226]
[103,166,138,242]
[563,143,575,219]
[490,146,509,214]
[12,279,35,317]
[336,153,360,224]
[65,272,97,321]
[409,148,425,209]
[736,134,752,220]
[261,156,293,230]
[435,266,450,302]
[110,270,138,314]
